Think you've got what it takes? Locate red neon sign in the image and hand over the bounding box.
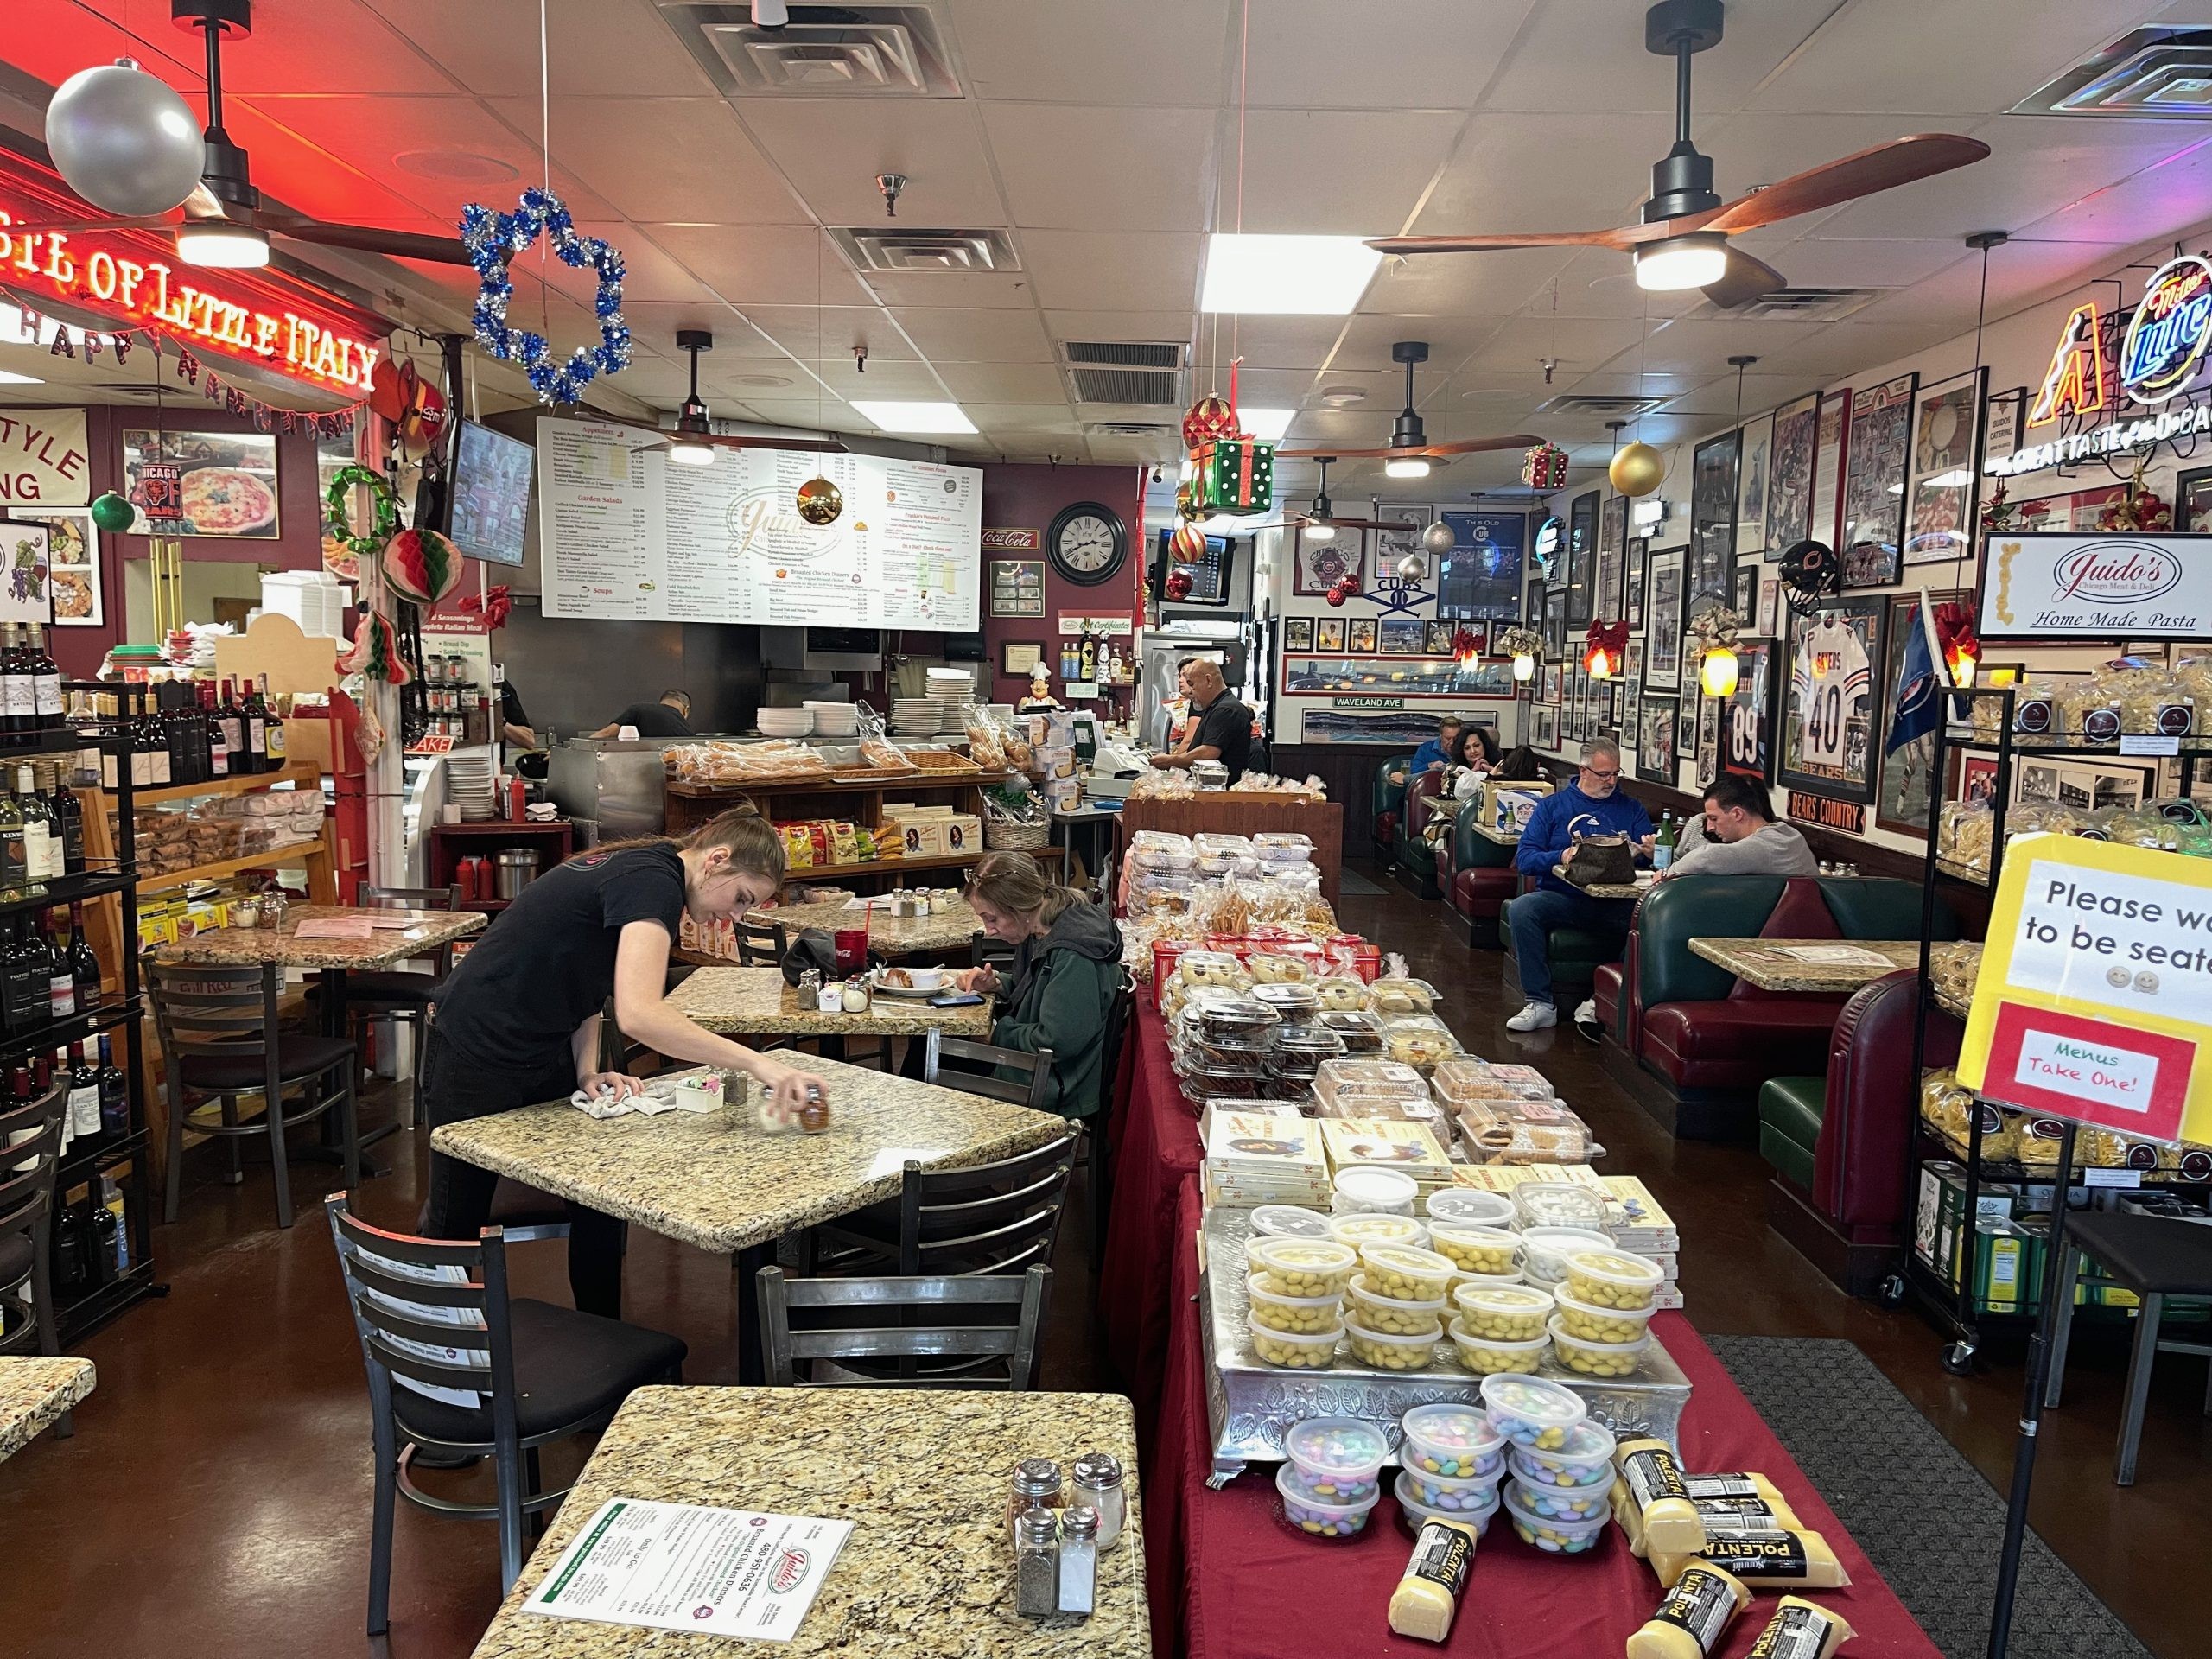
[2027,302,2110,428]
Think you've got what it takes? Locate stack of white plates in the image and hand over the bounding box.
[937,697,968,734]
[445,749,499,822]
[804,700,860,737]
[926,666,976,695]
[892,696,942,735]
[757,708,815,738]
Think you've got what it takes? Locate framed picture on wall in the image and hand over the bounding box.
[1533,704,1559,750]
[1371,510,1431,584]
[1904,366,1986,567]
[1349,617,1379,654]
[1317,617,1346,652]
[122,428,281,541]
[1755,569,1781,639]
[1735,411,1773,561]
[1565,490,1599,626]
[1424,619,1453,655]
[0,520,53,626]
[1001,640,1046,677]
[1608,680,1625,728]
[1732,564,1755,618]
[1622,674,1642,744]
[1625,537,1649,629]
[1840,372,1917,588]
[1689,429,1738,605]
[1675,692,1697,763]
[22,507,100,626]
[1543,664,1564,706]
[1808,388,1850,559]
[1645,546,1685,691]
[1380,617,1426,654]
[1874,590,1960,836]
[1594,498,1628,622]
[2008,482,2132,532]
[1765,391,1821,554]
[1721,639,1775,782]
[1637,695,1679,785]
[1544,595,1567,660]
[988,558,1046,618]
[1295,526,1364,594]
[1984,385,2025,470]
[1695,695,1721,786]
[1624,639,1643,680]
[1778,597,1885,804]
[1284,616,1314,652]
[2180,466,2212,531]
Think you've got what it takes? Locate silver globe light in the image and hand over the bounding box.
[1421,519,1455,556]
[47,60,205,219]
[1395,553,1425,582]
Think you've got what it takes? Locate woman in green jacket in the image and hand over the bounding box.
[952,852,1124,1118]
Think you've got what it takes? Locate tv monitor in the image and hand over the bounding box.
[447,419,535,567]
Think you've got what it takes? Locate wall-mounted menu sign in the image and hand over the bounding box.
[1980,531,2212,641]
[537,417,982,629]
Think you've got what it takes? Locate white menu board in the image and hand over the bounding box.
[537,416,982,628]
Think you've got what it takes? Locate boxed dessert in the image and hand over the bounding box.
[1203,1109,1332,1206]
[1320,1117,1453,1189]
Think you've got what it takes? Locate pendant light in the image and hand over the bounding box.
[797,229,843,524]
[668,328,715,466]
[1303,456,1338,542]
[1383,340,1433,478]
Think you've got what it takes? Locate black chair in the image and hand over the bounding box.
[757,1263,1051,1389]
[336,884,464,1130]
[922,1031,1055,1109]
[816,1128,1080,1278]
[0,1081,73,1439]
[1089,970,1135,1268]
[2044,1211,2212,1484]
[325,1192,685,1634]
[152,962,359,1228]
[734,915,790,967]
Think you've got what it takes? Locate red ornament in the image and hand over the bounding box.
[1164,569,1194,601]
[1181,391,1237,450]
[1169,520,1208,563]
[1326,584,1347,607]
[1338,570,1360,597]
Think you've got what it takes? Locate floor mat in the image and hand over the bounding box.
[1337,867,1388,897]
[1708,1335,2152,1659]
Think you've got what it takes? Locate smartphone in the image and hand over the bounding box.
[929,992,986,1007]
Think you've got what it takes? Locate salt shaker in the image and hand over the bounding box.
[1056,1504,1097,1617]
[1007,1458,1064,1547]
[1070,1452,1126,1550]
[1014,1510,1060,1618]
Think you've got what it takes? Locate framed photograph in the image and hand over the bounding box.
[1875,591,1960,836]
[1765,391,1821,555]
[1645,546,1685,690]
[1955,754,1999,805]
[1625,537,1649,629]
[1735,411,1773,561]
[2008,483,2133,533]
[1637,695,1679,785]
[2177,465,2212,531]
[1424,619,1453,655]
[1904,367,1986,567]
[22,507,100,626]
[1732,564,1755,618]
[1001,640,1045,677]
[1720,639,1776,782]
[1984,385,2025,470]
[1624,639,1643,680]
[1533,704,1559,750]
[1695,695,1721,785]
[1317,617,1346,652]
[1594,498,1629,623]
[1543,664,1564,706]
[1349,617,1379,654]
[1380,617,1426,654]
[0,521,53,626]
[1296,525,1364,595]
[1565,490,1599,626]
[988,558,1046,618]
[1675,693,1697,762]
[1755,569,1781,639]
[1778,597,1885,804]
[1808,389,1850,557]
[1623,673,1642,744]
[1371,510,1431,584]
[122,428,281,540]
[2016,758,2156,813]
[1608,680,1625,728]
[1690,430,1739,605]
[1284,616,1314,652]
[1839,372,1917,587]
[1544,593,1567,659]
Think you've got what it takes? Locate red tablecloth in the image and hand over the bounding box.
[1098,999,1203,1432]
[1144,1175,1942,1659]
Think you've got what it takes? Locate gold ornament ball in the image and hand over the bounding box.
[795,476,843,525]
[1609,441,1665,499]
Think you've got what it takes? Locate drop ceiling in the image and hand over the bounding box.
[3,0,2211,515]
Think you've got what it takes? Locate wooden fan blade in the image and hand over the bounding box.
[1701,249,1787,310]
[257,213,473,265]
[1704,134,1990,236]
[1367,226,1649,256]
[1421,433,1546,456]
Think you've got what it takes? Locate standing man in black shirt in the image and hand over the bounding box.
[590,689,695,739]
[1149,658,1254,783]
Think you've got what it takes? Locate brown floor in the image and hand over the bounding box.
[0,863,2202,1657]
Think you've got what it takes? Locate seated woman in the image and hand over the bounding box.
[952,852,1124,1118]
[1450,724,1501,798]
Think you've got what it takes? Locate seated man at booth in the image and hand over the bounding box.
[1505,737,1653,1032]
[1397,715,1466,782]
[1665,772,1819,878]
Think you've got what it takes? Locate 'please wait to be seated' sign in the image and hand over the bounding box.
[1960,833,2212,1146]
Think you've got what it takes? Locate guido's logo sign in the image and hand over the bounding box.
[2050,538,2183,605]
[2120,255,2212,404]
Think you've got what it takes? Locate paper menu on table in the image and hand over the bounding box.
[1774,945,1892,964]
[292,916,375,940]
[522,1497,852,1642]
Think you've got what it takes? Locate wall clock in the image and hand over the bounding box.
[1047,500,1128,587]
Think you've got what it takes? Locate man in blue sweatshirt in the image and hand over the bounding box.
[1506,737,1653,1031]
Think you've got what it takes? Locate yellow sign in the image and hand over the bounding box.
[1959,832,2212,1147]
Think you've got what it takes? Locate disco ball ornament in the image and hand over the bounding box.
[1164,569,1193,602]
[1169,520,1207,563]
[1421,520,1456,556]
[89,492,135,532]
[1326,584,1348,607]
[795,476,843,526]
[1609,440,1665,499]
[46,59,206,218]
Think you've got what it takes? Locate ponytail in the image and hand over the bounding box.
[569,799,789,885]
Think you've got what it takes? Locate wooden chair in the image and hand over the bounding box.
[0,1081,73,1438]
[151,962,359,1228]
[325,1192,686,1634]
[756,1263,1050,1390]
[338,884,463,1129]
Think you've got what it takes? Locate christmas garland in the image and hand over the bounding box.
[324,465,397,564]
[460,187,632,404]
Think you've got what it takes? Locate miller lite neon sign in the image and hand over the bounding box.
[2120,254,2212,405]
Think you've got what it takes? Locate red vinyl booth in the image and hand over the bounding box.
[1441,799,1520,948]
[1391,772,1448,899]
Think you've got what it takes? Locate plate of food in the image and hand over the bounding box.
[874,966,953,998]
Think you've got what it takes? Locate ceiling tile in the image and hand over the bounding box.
[1463,315,1645,376]
[212,0,468,94]
[1484,0,1840,115]
[734,100,1007,226]
[1042,311,1197,344]
[1414,111,1679,237]
[816,359,954,401]
[933,362,1071,403]
[360,0,718,98]
[1762,237,1969,289]
[2016,136,2212,245]
[1230,110,1467,235]
[948,0,1234,104]
[963,404,1085,434]
[622,302,810,357]
[1208,315,1351,371]
[1333,314,1516,373]
[893,308,1054,362]
[1243,1,1534,110]
[484,96,804,225]
[858,270,1039,310]
[982,105,1217,232]
[644,225,876,308]
[1022,232,1203,311]
[1364,245,1583,319]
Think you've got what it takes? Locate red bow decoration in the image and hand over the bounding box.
[1933,601,1980,680]
[457,585,513,629]
[1582,620,1630,677]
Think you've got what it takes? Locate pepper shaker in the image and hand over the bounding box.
[1070,1452,1126,1550]
[1007,1458,1064,1548]
[1014,1510,1060,1618]
[1056,1504,1098,1617]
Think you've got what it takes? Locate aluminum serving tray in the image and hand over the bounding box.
[1198,1203,1690,1486]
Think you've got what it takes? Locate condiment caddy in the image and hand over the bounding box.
[1006,1452,1125,1619]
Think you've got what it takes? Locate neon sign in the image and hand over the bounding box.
[2119,254,2212,404]
[2026,302,2108,428]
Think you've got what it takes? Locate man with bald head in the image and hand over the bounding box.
[1149,656,1254,783]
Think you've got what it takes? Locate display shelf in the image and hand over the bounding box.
[0,995,144,1064]
[1916,1122,2212,1186]
[1940,729,2212,758]
[780,845,1065,887]
[137,836,327,895]
[430,818,575,836]
[0,868,135,919]
[461,897,510,914]
[56,1127,149,1187]
[103,760,320,809]
[667,770,1007,800]
[55,1259,157,1345]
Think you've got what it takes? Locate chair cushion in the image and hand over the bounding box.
[1759,878,1843,941]
[1641,998,1843,1088]
[180,1033,358,1092]
[2056,1212,2212,1296]
[1592,963,1623,1033]
[391,1297,685,1443]
[1821,877,1959,941]
[340,969,448,1005]
[1451,866,1516,922]
[1760,1076,1827,1155]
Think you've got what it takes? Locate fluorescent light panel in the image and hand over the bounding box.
[1201,234,1383,315]
[1239,407,1294,441]
[850,400,976,435]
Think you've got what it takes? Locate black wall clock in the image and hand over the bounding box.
[1047,500,1128,587]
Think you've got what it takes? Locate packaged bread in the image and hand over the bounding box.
[1457,1096,1600,1165]
[1625,1563,1750,1659]
[1745,1598,1856,1659]
[1653,1527,1850,1590]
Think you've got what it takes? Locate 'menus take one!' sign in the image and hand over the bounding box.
[1979,531,2212,641]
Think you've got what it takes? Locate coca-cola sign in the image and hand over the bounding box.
[1980,531,2212,641]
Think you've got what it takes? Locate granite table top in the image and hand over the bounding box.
[1688,936,1923,992]
[1929,939,1983,1020]
[751,896,982,960]
[470,1385,1147,1659]
[1472,822,1522,844]
[667,966,994,1039]
[1551,866,1653,901]
[0,1357,94,1463]
[156,905,485,970]
[431,1056,1067,1254]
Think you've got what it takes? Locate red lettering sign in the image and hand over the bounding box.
[1983,1002,2192,1143]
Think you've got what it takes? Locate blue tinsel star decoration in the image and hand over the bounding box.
[459,188,632,405]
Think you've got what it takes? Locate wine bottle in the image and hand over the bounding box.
[0,774,27,902]
[96,1033,126,1138]
[0,622,27,735]
[53,762,84,875]
[163,687,202,788]
[15,766,52,895]
[42,912,73,1021]
[68,902,99,1013]
[216,678,248,776]
[259,675,286,768]
[242,675,270,772]
[65,1041,99,1147]
[50,1179,86,1295]
[27,625,62,731]
[197,682,229,780]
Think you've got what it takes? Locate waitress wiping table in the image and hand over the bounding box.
[423,803,830,1317]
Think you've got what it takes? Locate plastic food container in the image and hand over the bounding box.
[1313,976,1371,1013]
[1456,1096,1601,1166]
[1506,1470,1608,1522]
[1503,1479,1610,1554]
[1267,1024,1346,1081]
[1514,1183,1611,1233]
[1250,982,1323,1017]
[1247,953,1311,984]
[1548,1313,1650,1378]
[1185,991,1282,1043]
[1447,1319,1553,1376]
[1247,1236,1357,1299]
[1399,1402,1505,1480]
[1437,1058,1556,1103]
[1344,1318,1440,1371]
[1510,1420,1617,1489]
[1520,1225,1619,1285]
[1317,1010,1385,1052]
[1427,1223,1524,1277]
[1246,1273,1344,1334]
[1251,1204,1332,1240]
[1312,1058,1431,1113]
[1402,1459,1504,1514]
[1382,1014,1462,1071]
[1426,1188,1516,1230]
[1330,1166,1420,1217]
[1250,1319,1343,1370]
[1563,1248,1665,1311]
[1275,1460,1376,1537]
[1452,1281,1555,1341]
[1345,1274,1447,1335]
[1174,950,1251,992]
[1395,1469,1502,1538]
[1357,1243,1455,1303]
[1283,1416,1389,1503]
[1130,840,1196,871]
[1368,977,1440,1016]
[1252,831,1316,862]
[1553,1286,1656,1345]
[1326,1211,1426,1249]
[1479,1372,1586,1451]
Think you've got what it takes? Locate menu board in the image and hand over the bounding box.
[537,416,982,628]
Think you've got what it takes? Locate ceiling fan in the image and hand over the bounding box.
[1367,0,1989,309]
[11,0,470,270]
[1275,341,1541,480]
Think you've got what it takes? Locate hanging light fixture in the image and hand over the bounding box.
[1700,645,1739,698]
[668,328,715,466]
[1383,340,1433,477]
[1583,620,1627,680]
[1303,456,1338,542]
[1689,601,1742,698]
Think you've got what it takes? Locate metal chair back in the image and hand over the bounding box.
[359,883,464,973]
[148,960,286,1090]
[757,1263,1050,1389]
[735,916,789,967]
[894,1129,1078,1277]
[922,1030,1055,1110]
[0,1082,69,1368]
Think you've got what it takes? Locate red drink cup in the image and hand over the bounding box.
[833,927,868,975]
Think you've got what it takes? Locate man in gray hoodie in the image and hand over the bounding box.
[1666,773,1819,878]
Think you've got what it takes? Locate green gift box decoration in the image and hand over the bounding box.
[1189,437,1275,516]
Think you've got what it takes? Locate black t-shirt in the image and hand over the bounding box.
[499,680,530,730]
[1190,690,1254,783]
[434,843,686,1069]
[612,702,694,737]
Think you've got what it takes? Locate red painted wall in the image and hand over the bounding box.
[977,462,1146,702]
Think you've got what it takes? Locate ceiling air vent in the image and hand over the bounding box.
[1085,421,1175,438]
[658,3,960,97]
[1697,285,1891,322]
[1536,392,1669,419]
[830,227,1017,273]
[1063,340,1185,406]
[1065,340,1185,371]
[2015,28,2212,118]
